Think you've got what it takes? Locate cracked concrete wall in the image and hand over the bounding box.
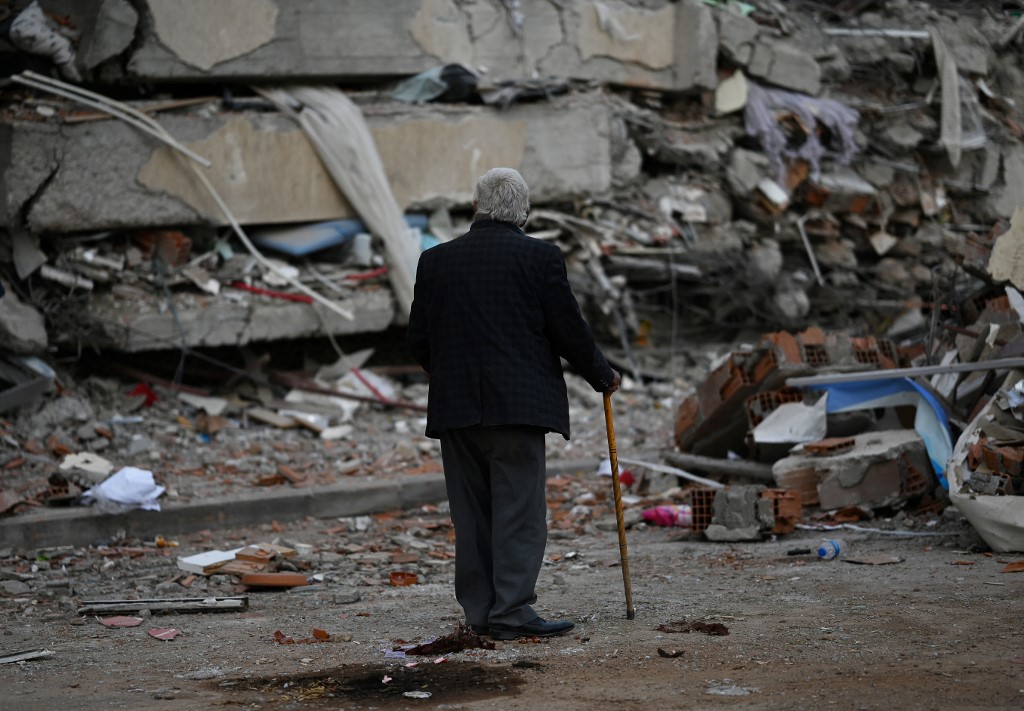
[125,0,717,91]
[2,92,614,232]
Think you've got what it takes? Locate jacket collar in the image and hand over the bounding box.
[470,219,525,236]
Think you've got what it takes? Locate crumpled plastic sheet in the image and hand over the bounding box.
[82,466,165,512]
[743,81,860,181]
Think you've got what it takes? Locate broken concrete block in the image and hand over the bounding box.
[747,39,822,96]
[726,148,770,196]
[715,70,748,115]
[703,485,771,542]
[882,120,924,150]
[673,0,718,90]
[23,396,95,437]
[78,0,139,70]
[990,145,1024,220]
[578,1,674,70]
[4,92,613,232]
[0,282,48,354]
[773,430,932,511]
[716,9,758,65]
[145,0,277,72]
[932,16,993,77]
[988,208,1024,290]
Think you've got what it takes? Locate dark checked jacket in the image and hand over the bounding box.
[406,219,616,440]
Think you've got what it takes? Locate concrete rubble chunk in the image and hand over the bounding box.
[747,39,822,96]
[703,485,772,542]
[78,0,139,70]
[22,395,94,437]
[578,1,674,70]
[773,430,931,511]
[0,282,48,354]
[674,0,718,90]
[726,148,770,197]
[932,15,993,77]
[990,145,1024,220]
[988,208,1024,290]
[715,9,759,66]
[143,0,278,72]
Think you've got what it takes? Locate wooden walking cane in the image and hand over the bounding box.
[603,392,635,620]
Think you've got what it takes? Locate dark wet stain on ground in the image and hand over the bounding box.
[215,661,524,708]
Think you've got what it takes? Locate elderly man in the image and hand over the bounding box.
[406,167,619,640]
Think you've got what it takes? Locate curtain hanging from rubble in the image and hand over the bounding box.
[929,26,987,169]
[259,86,419,321]
[743,81,860,181]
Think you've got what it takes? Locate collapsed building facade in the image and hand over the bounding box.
[4,0,1024,546]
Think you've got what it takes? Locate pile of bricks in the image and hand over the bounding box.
[675,327,902,458]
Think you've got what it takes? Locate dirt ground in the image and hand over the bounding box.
[2,487,1022,711]
[2,337,1021,709]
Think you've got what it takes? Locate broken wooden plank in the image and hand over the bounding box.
[76,596,249,615]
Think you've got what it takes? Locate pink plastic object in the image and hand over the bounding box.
[641,505,693,528]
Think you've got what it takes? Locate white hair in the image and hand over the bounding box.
[473,167,530,226]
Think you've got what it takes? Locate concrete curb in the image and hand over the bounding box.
[0,474,448,550]
[0,460,601,550]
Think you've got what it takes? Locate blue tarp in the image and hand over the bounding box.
[252,214,429,257]
[808,378,953,489]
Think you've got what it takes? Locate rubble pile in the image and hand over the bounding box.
[3,0,1024,548]
[2,1,1024,353]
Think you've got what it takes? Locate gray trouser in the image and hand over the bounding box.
[439,425,547,627]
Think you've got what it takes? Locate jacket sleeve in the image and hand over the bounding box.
[406,253,431,374]
[541,248,615,392]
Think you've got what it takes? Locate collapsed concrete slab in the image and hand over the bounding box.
[79,284,393,353]
[125,0,717,91]
[1,92,615,232]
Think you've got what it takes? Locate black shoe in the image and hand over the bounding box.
[469,624,488,635]
[489,617,574,640]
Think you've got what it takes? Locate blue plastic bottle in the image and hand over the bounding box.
[816,539,846,560]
